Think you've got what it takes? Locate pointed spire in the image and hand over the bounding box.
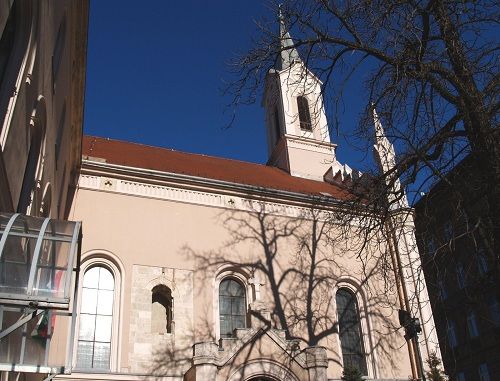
[373,107,396,173]
[372,106,408,208]
[277,4,300,70]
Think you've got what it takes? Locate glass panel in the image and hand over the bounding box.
[0,310,23,364]
[80,288,98,314]
[24,312,47,365]
[83,267,99,288]
[220,296,231,315]
[232,297,246,315]
[95,315,112,342]
[228,279,242,296]
[220,316,231,337]
[0,213,78,304]
[96,289,114,315]
[78,314,96,341]
[76,341,93,369]
[93,342,110,370]
[219,278,246,337]
[233,316,246,330]
[98,268,114,290]
[219,279,231,295]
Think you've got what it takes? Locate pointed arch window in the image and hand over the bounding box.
[336,288,367,375]
[219,278,246,338]
[151,284,173,334]
[0,2,16,85]
[297,96,312,131]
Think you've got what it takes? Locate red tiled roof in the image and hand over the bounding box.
[82,136,351,200]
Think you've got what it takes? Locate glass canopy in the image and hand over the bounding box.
[0,212,81,308]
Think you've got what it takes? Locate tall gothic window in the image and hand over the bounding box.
[76,266,115,370]
[0,2,16,86]
[219,278,246,338]
[297,96,312,131]
[151,285,173,334]
[336,288,367,375]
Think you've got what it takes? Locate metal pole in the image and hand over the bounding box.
[413,336,426,381]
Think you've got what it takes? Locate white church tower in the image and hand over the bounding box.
[262,9,336,181]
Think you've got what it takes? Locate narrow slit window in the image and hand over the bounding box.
[336,288,367,375]
[76,266,115,370]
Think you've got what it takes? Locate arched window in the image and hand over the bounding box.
[0,0,35,137]
[336,288,367,375]
[297,96,312,131]
[219,278,246,338]
[0,2,17,85]
[151,284,173,334]
[52,16,66,93]
[76,266,115,370]
[18,103,46,216]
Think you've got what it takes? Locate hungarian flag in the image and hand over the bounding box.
[31,310,49,342]
[31,270,63,342]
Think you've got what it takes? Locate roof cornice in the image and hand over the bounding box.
[81,159,349,211]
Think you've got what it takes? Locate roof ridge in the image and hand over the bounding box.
[84,134,281,170]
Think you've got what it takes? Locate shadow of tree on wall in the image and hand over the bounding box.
[147,199,411,380]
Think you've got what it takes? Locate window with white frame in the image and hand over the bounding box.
[447,320,458,348]
[478,363,490,381]
[75,260,120,371]
[336,288,367,375]
[466,311,479,338]
[219,278,246,338]
[76,266,115,369]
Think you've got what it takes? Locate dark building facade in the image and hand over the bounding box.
[415,156,500,381]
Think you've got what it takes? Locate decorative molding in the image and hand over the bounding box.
[80,174,100,188]
[77,164,367,229]
[285,134,335,153]
[78,173,343,221]
[118,179,224,208]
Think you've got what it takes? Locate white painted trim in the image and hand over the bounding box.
[79,160,346,209]
[78,171,359,226]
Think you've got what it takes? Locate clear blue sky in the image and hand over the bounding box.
[84,0,368,168]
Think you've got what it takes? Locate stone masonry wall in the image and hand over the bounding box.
[128,265,194,375]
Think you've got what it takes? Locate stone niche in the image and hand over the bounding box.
[128,265,194,374]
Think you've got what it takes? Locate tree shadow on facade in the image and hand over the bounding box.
[148,200,410,380]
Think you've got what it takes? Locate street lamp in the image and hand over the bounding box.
[399,309,425,381]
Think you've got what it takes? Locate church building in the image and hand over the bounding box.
[0,2,441,381]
